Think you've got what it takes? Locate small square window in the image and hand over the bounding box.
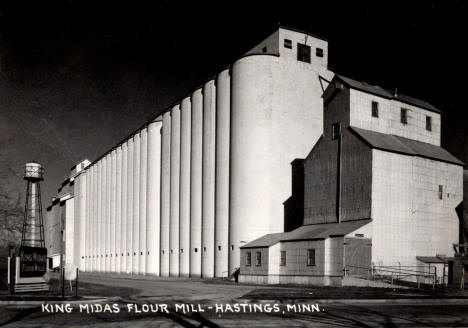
[284,39,292,49]
[280,251,286,266]
[194,248,198,253]
[307,249,315,266]
[372,101,379,118]
[426,116,432,131]
[297,43,311,63]
[262,46,267,53]
[439,185,443,200]
[256,252,262,266]
[140,252,143,255]
[400,108,408,124]
[246,252,252,266]
[316,48,324,57]
[332,123,341,140]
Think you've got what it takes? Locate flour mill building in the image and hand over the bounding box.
[45,27,464,285]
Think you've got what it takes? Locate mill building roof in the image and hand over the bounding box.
[333,74,441,114]
[350,127,464,166]
[240,219,372,248]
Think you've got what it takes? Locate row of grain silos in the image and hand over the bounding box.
[72,27,332,278]
[77,68,232,278]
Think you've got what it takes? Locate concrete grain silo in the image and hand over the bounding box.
[51,27,334,279]
[179,97,192,277]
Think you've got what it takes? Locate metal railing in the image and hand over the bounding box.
[344,265,439,290]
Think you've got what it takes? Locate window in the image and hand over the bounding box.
[400,108,408,124]
[180,249,183,253]
[332,123,341,140]
[218,246,221,251]
[439,185,443,200]
[372,101,379,118]
[307,249,315,266]
[231,245,234,251]
[203,247,206,252]
[284,39,292,49]
[316,47,324,57]
[280,251,287,266]
[262,46,267,53]
[246,252,252,266]
[426,116,432,131]
[194,248,198,253]
[297,43,311,63]
[256,252,262,266]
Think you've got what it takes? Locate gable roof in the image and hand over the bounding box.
[334,75,441,114]
[350,127,464,166]
[240,219,372,248]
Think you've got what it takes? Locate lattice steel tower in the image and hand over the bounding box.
[21,162,45,248]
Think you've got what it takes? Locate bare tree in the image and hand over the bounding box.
[0,184,23,246]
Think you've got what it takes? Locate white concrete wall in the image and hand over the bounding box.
[105,154,111,272]
[190,88,203,277]
[115,146,122,273]
[132,133,141,274]
[230,46,329,271]
[110,150,117,272]
[215,69,230,277]
[350,89,441,146]
[76,173,86,271]
[371,150,462,266]
[126,138,134,274]
[160,111,171,277]
[65,198,74,266]
[202,80,216,278]
[146,120,162,275]
[120,142,128,273]
[179,97,191,277]
[98,160,103,272]
[84,170,90,271]
[91,164,97,271]
[139,128,148,275]
[170,105,181,276]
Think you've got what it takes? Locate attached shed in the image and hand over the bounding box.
[239,219,372,286]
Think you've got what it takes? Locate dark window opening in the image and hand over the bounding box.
[262,46,267,53]
[426,116,432,131]
[307,249,316,266]
[218,246,221,251]
[246,252,251,266]
[231,245,234,251]
[140,252,143,255]
[170,249,173,254]
[194,248,198,253]
[180,249,183,253]
[280,251,286,266]
[316,47,324,57]
[162,250,164,254]
[372,101,379,118]
[439,185,443,200]
[297,43,311,63]
[332,123,341,140]
[256,252,262,266]
[401,108,408,124]
[284,39,292,49]
[203,247,206,252]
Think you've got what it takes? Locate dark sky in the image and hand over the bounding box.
[0,0,467,204]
